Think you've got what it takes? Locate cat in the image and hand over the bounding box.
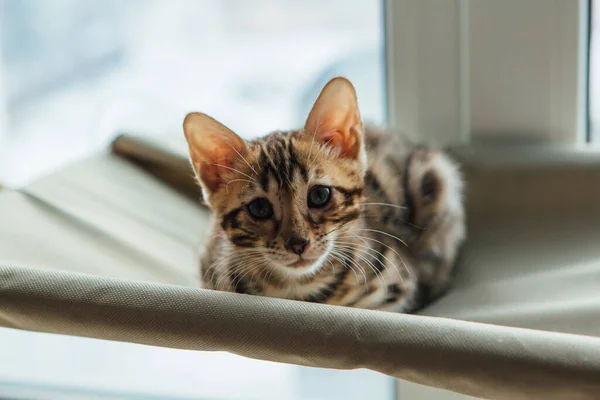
[183,77,466,313]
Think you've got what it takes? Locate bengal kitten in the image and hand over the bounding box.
[183,77,465,312]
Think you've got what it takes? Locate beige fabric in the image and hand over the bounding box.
[111,134,200,200]
[0,155,208,285]
[2,138,600,398]
[111,135,600,338]
[2,265,600,400]
[423,212,600,337]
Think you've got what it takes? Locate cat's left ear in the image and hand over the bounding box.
[304,77,365,162]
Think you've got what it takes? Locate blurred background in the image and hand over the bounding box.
[0,0,384,187]
[1,1,599,399]
[0,1,392,399]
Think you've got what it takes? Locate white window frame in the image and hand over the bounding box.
[386,1,590,398]
[385,0,589,147]
[0,31,6,152]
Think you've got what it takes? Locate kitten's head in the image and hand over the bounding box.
[184,77,366,278]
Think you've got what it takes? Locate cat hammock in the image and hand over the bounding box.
[1,134,600,399]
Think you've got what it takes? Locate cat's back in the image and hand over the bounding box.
[361,124,464,246]
[362,124,414,212]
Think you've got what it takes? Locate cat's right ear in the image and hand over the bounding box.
[304,77,364,163]
[183,112,248,195]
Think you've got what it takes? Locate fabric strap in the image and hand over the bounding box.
[2,265,599,400]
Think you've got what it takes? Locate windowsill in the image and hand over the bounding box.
[449,137,600,169]
[441,138,600,217]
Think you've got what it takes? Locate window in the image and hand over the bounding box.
[386,0,588,147]
[385,2,595,397]
[0,1,392,399]
[0,0,385,186]
[0,329,394,400]
[590,0,600,142]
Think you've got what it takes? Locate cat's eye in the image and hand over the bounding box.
[246,198,274,220]
[307,185,331,208]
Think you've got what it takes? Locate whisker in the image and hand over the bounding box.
[324,222,354,237]
[205,123,259,176]
[326,259,337,279]
[335,243,386,272]
[254,259,276,289]
[362,202,406,210]
[353,228,409,247]
[359,212,422,227]
[230,145,258,176]
[214,258,246,290]
[224,256,265,291]
[203,255,231,287]
[210,251,264,289]
[335,245,388,290]
[339,233,411,278]
[360,213,424,231]
[330,249,370,288]
[212,163,256,181]
[226,178,256,193]
[264,265,278,284]
[328,251,365,290]
[213,266,234,291]
[306,113,323,169]
[244,257,271,289]
[336,241,389,267]
[335,240,405,284]
[312,137,335,163]
[232,257,268,292]
[332,248,375,294]
[261,146,280,178]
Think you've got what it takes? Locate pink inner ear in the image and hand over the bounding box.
[188,138,241,193]
[198,146,240,191]
[184,112,248,194]
[212,147,236,166]
[199,162,228,192]
[320,129,360,159]
[320,130,343,148]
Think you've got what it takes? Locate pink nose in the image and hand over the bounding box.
[286,237,310,255]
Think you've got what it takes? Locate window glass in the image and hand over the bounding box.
[0,1,391,399]
[0,328,394,399]
[0,0,385,186]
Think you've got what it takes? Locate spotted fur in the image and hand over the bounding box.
[184,77,466,312]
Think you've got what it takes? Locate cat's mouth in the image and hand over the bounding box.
[288,258,316,268]
[277,247,332,278]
